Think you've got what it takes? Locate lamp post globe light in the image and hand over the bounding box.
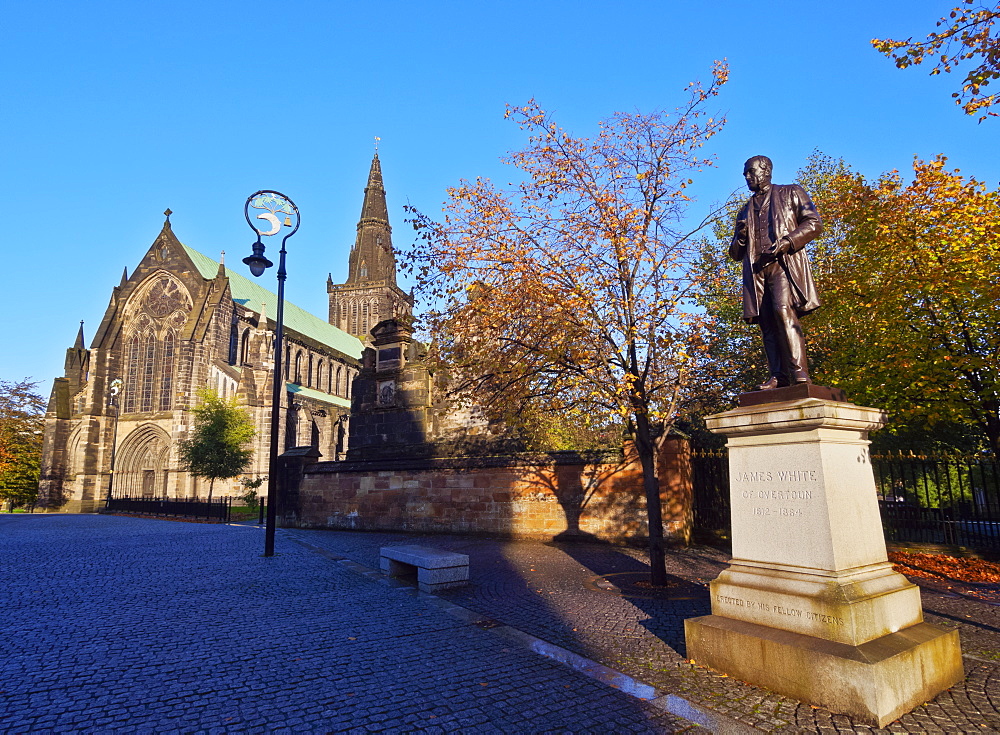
[242,190,299,557]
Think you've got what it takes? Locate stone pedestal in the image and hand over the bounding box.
[684,397,963,727]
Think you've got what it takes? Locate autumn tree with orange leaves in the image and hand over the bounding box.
[816,156,1000,451]
[873,1,1000,121]
[404,63,729,584]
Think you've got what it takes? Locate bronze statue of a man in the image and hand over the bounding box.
[730,156,823,390]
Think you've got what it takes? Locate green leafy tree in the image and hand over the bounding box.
[238,475,265,508]
[872,1,1000,121]
[0,379,45,510]
[816,156,1000,451]
[178,388,255,502]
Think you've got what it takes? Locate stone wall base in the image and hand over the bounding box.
[40,499,99,514]
[684,615,964,727]
[282,440,694,545]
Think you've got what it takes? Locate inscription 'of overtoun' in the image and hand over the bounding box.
[734,470,819,483]
[741,489,815,500]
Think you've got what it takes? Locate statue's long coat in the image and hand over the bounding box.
[728,183,823,324]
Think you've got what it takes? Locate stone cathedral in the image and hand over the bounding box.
[39,154,412,512]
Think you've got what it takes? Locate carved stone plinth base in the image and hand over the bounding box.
[686,397,964,725]
[685,615,963,727]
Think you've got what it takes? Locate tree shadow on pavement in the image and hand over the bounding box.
[552,540,719,658]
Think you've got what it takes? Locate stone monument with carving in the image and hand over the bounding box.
[683,158,963,727]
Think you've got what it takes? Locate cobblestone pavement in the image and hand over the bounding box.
[0,515,704,734]
[283,527,1000,733]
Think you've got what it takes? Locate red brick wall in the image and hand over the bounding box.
[286,438,692,544]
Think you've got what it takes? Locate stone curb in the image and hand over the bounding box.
[289,534,757,734]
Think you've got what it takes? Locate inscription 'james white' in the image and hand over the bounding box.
[733,470,819,483]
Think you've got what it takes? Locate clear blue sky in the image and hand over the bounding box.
[3,0,996,391]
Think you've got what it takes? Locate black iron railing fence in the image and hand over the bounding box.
[873,451,1000,549]
[105,496,232,523]
[691,449,730,543]
[691,449,1000,550]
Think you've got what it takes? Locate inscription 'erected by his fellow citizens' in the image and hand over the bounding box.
[716,595,845,626]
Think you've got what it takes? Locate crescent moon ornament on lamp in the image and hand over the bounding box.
[256,212,282,236]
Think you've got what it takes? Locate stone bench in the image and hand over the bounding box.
[379,545,470,593]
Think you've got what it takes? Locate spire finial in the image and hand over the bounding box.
[220,250,225,266]
[74,321,85,350]
[164,208,172,222]
[374,136,380,154]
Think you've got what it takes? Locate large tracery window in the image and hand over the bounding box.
[122,276,190,414]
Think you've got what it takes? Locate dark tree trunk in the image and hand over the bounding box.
[634,410,667,586]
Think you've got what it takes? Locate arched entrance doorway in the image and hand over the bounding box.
[116,424,172,498]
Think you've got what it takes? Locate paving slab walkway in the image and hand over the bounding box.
[283,526,1000,733]
[7,514,1000,733]
[0,514,701,734]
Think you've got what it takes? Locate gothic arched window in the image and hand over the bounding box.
[228,322,238,365]
[240,329,250,365]
[315,360,323,391]
[122,275,191,415]
[124,334,141,413]
[159,332,175,411]
[139,336,156,411]
[294,351,303,385]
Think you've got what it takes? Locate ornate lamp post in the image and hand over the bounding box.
[105,377,123,506]
[242,190,300,557]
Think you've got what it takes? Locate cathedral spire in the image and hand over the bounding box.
[328,153,414,336]
[359,152,389,226]
[346,152,395,286]
[74,321,85,350]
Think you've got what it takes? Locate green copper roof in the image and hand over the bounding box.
[286,382,351,409]
[182,245,363,360]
